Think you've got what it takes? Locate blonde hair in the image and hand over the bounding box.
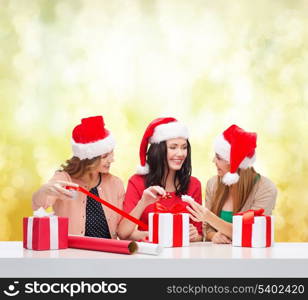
[60,156,101,186]
[211,167,258,215]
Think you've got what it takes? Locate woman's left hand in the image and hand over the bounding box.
[185,198,210,223]
[189,224,200,242]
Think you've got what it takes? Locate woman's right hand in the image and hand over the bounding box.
[41,180,79,201]
[140,186,166,207]
[211,232,232,244]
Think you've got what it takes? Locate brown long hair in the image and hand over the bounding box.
[211,167,259,216]
[60,156,101,186]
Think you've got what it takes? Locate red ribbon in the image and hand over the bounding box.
[66,186,148,231]
[235,208,271,247]
[153,214,159,244]
[154,202,189,214]
[173,214,183,247]
[152,202,188,246]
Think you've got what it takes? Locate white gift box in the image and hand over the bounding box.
[148,213,190,248]
[232,213,274,248]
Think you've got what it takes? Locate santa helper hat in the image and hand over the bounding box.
[71,116,115,160]
[214,124,257,186]
[137,117,189,175]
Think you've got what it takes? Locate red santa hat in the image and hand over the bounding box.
[71,116,115,160]
[214,124,257,186]
[137,117,189,175]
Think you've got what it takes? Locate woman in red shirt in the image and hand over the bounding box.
[118,117,203,242]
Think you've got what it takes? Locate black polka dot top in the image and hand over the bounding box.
[85,173,112,239]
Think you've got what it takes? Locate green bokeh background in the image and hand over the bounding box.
[1,0,307,241]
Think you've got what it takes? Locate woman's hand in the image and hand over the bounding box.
[42,180,78,201]
[128,230,149,242]
[139,186,166,207]
[211,232,232,244]
[184,198,210,223]
[189,224,200,242]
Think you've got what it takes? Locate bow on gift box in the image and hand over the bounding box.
[66,186,149,231]
[235,208,272,247]
[154,202,189,214]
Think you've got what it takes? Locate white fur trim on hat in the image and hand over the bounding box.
[214,134,231,161]
[239,153,256,169]
[222,172,240,186]
[136,163,150,175]
[149,122,189,144]
[72,134,115,160]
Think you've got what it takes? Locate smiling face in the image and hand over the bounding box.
[166,138,188,171]
[96,150,114,174]
[213,153,230,177]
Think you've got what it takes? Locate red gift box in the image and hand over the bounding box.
[23,215,68,250]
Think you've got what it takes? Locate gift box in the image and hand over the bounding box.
[23,208,68,250]
[148,203,189,247]
[232,208,274,248]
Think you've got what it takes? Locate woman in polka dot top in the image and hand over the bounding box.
[32,116,125,239]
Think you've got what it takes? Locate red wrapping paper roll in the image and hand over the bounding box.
[68,235,137,255]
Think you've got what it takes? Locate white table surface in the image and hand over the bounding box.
[1,242,307,278]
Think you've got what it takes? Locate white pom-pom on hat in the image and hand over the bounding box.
[222,172,240,186]
[136,163,150,175]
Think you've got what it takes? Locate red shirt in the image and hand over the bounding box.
[124,174,203,234]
